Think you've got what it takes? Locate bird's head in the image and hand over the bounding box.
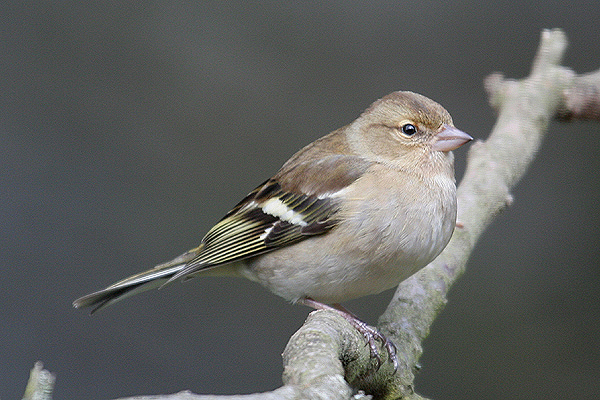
[347,91,472,171]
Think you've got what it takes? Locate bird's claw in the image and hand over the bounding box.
[300,298,399,371]
[351,318,398,371]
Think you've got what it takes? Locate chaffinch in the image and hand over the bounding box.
[74,91,472,367]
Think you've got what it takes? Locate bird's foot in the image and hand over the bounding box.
[300,298,398,370]
[341,312,398,370]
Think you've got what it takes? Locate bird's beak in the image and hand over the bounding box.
[431,124,473,152]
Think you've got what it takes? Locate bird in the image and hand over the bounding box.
[73,91,472,368]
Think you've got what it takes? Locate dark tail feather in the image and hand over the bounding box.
[73,247,201,314]
[72,264,182,314]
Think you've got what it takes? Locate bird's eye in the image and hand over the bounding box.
[401,124,417,136]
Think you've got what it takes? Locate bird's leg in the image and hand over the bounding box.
[299,298,398,370]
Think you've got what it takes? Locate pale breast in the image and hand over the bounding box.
[241,164,457,304]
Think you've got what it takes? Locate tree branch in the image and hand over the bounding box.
[22,362,55,400]
[376,28,576,398]
[556,69,600,121]
[25,29,600,400]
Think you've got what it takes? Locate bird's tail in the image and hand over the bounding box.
[73,247,202,314]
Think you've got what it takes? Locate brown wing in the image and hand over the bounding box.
[170,155,371,280]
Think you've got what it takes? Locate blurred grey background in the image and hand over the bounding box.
[2,2,599,399]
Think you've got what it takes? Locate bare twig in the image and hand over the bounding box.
[556,69,600,121]
[22,362,55,400]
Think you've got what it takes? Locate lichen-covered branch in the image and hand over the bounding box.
[556,69,600,121]
[22,362,55,400]
[25,29,600,400]
[376,28,577,399]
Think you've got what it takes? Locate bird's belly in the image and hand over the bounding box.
[241,188,455,304]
